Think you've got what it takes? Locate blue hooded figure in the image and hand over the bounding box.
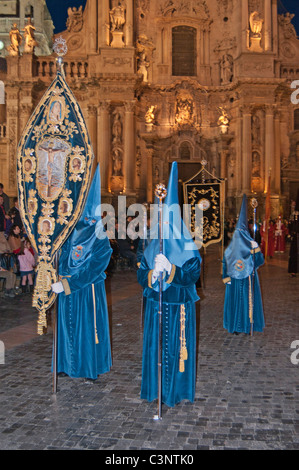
[51,164,112,379]
[222,194,265,334]
[137,162,201,407]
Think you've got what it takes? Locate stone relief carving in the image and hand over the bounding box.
[136,34,155,83]
[137,0,150,19]
[158,0,209,19]
[175,92,194,127]
[111,109,124,177]
[66,6,84,32]
[214,35,237,54]
[220,54,233,85]
[216,0,233,17]
[252,114,261,146]
[278,13,297,40]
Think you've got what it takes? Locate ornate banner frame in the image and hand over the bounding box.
[17,63,94,334]
[183,163,225,251]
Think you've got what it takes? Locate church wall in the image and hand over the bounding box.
[0,0,299,217]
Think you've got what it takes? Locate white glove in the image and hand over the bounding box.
[155,254,172,274]
[51,281,64,294]
[152,261,164,283]
[251,241,258,249]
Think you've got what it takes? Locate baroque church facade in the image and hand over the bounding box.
[0,0,299,217]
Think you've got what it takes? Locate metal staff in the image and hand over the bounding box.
[140,203,148,330]
[52,251,59,394]
[250,198,258,337]
[153,183,167,420]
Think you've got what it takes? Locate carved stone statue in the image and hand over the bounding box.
[110,2,126,32]
[220,54,233,85]
[66,6,83,32]
[145,106,156,124]
[23,18,37,53]
[175,95,194,127]
[136,34,155,82]
[7,23,22,56]
[249,11,263,37]
[111,147,123,176]
[217,107,230,133]
[249,11,263,52]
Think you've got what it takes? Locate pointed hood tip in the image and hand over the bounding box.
[165,161,179,206]
[79,164,101,221]
[236,194,248,231]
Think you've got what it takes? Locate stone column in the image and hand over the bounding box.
[236,108,242,194]
[99,0,110,47]
[125,0,133,46]
[272,0,278,55]
[242,0,249,51]
[265,106,275,192]
[242,107,252,193]
[274,111,281,194]
[88,0,98,53]
[146,147,154,203]
[97,101,110,193]
[123,101,135,194]
[264,0,272,51]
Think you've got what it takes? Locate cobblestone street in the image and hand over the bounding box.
[0,245,298,451]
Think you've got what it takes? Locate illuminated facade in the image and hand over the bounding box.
[1,0,299,217]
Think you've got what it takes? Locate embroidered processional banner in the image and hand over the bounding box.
[183,181,224,249]
[17,69,94,334]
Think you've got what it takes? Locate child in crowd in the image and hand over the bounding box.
[18,239,35,293]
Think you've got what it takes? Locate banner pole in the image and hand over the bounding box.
[52,251,59,394]
[153,184,167,421]
[250,199,258,337]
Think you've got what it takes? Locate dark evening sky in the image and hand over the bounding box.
[45,0,299,35]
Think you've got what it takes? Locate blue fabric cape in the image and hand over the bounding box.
[224,194,255,280]
[59,164,112,278]
[143,161,201,291]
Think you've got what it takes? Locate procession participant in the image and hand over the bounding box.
[288,190,299,277]
[137,162,201,407]
[51,165,112,380]
[222,194,265,335]
[260,219,275,258]
[274,215,288,254]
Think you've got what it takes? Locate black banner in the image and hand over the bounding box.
[183,182,223,248]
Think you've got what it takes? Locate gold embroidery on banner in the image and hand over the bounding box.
[23,149,36,183]
[17,72,94,335]
[57,188,73,225]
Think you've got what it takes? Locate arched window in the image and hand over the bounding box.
[294,109,299,130]
[172,26,196,77]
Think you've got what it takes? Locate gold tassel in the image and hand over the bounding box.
[91,283,99,344]
[179,304,187,373]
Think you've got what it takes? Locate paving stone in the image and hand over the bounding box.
[0,246,298,450]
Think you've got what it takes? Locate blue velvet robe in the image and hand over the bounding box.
[56,229,112,380]
[137,256,201,407]
[222,247,265,334]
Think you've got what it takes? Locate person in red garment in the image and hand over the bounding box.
[274,215,288,253]
[260,219,275,258]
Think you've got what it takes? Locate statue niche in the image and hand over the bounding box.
[249,11,264,52]
[110,1,126,48]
